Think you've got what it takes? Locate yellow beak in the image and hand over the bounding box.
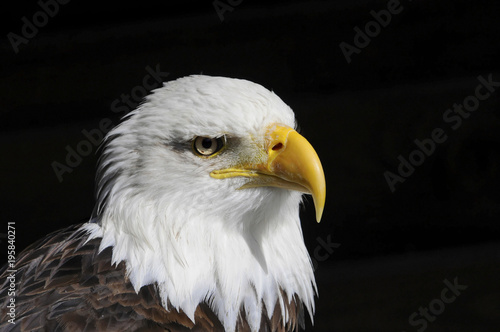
[210,124,326,222]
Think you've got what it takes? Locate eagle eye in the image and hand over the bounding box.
[193,136,226,157]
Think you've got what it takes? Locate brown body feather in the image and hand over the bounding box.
[0,224,303,331]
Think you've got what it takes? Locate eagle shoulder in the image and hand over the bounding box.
[0,224,186,331]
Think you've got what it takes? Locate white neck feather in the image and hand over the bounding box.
[82,188,316,332]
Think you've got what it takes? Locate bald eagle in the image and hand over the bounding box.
[0,76,325,332]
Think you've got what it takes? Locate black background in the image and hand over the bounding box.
[1,0,499,330]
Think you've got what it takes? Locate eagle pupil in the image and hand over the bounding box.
[202,138,213,149]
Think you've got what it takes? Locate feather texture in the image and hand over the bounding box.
[0,224,303,331]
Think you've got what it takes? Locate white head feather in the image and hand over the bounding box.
[83,75,317,332]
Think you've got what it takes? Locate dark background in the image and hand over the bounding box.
[1,0,499,330]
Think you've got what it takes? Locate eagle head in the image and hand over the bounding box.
[84,75,326,331]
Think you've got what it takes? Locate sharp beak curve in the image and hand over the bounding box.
[210,124,326,222]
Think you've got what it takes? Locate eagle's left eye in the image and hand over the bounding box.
[193,136,226,157]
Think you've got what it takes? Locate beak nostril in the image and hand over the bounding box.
[272,143,284,151]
